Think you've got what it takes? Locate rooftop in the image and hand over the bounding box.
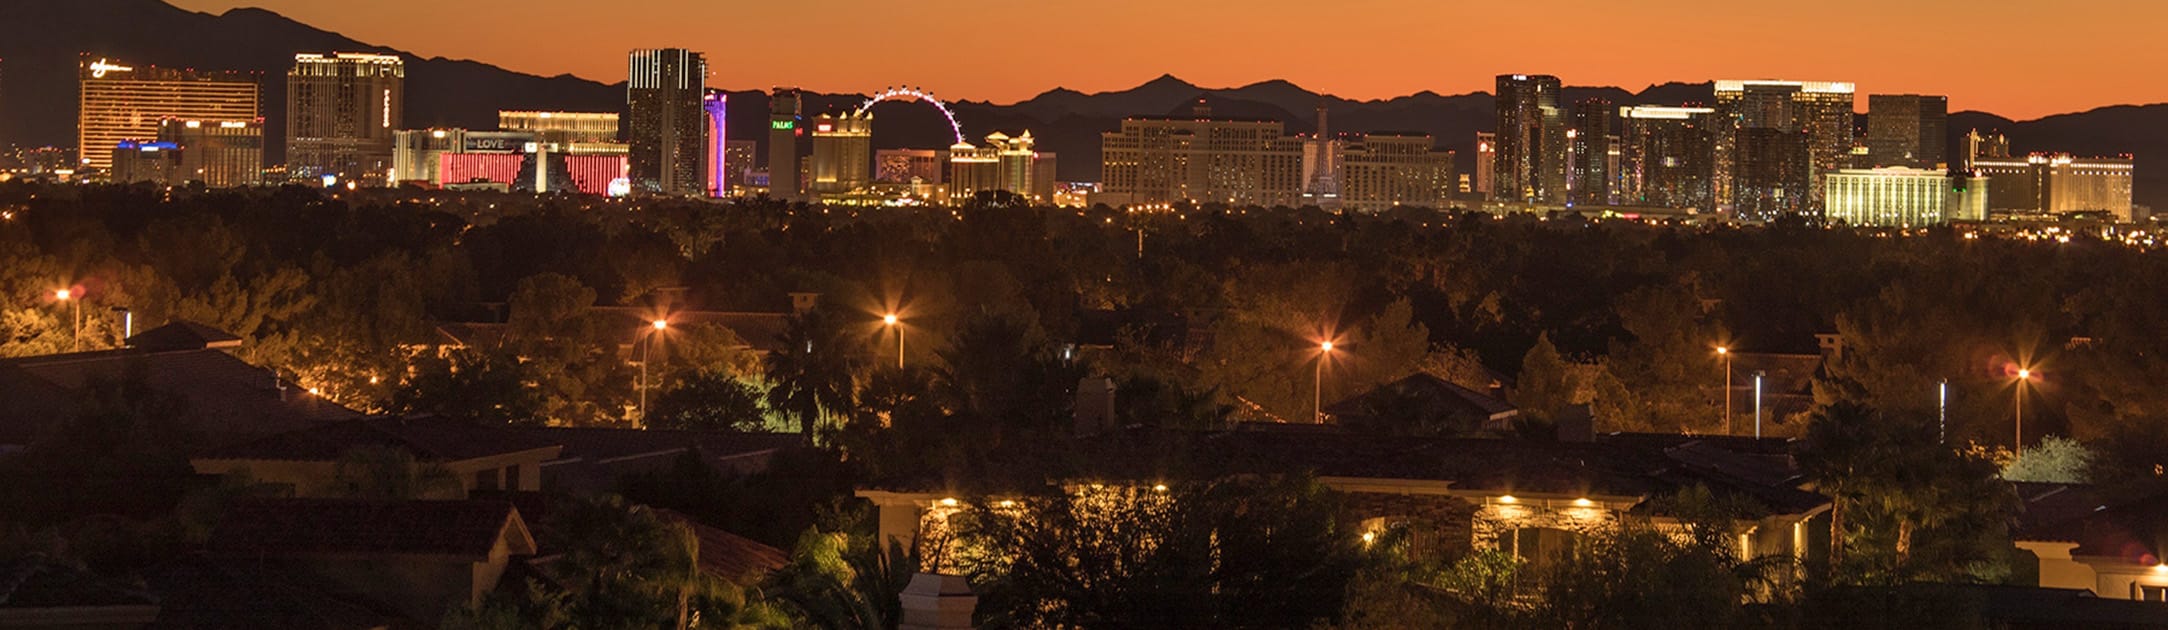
[209,498,535,560]
[199,415,561,463]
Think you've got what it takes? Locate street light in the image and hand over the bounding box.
[54,289,79,352]
[883,313,903,369]
[1752,371,1766,439]
[639,319,668,427]
[2015,368,2033,448]
[1717,346,1732,434]
[1314,340,1335,424]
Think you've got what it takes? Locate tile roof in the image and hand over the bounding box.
[2015,483,2168,561]
[509,427,800,464]
[653,509,788,582]
[1322,372,1518,420]
[209,498,534,560]
[0,344,361,449]
[125,320,242,351]
[199,416,562,463]
[143,557,404,629]
[0,554,159,609]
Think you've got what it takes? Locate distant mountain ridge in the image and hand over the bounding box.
[3,0,2162,208]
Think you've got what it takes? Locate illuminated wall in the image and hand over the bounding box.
[1824,167,1954,227]
[704,92,727,198]
[287,52,405,186]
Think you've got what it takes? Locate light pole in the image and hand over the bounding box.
[55,289,79,351]
[883,313,902,369]
[1752,371,1765,439]
[639,319,667,426]
[1938,379,1949,444]
[2014,368,2032,449]
[1315,341,1335,424]
[1717,346,1732,434]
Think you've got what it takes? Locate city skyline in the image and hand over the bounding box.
[166,0,2168,121]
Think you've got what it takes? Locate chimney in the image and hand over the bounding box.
[1074,377,1117,436]
[789,292,822,315]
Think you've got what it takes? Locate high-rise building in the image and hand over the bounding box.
[722,140,757,193]
[1714,80,1855,219]
[78,55,259,172]
[110,141,182,184]
[1494,74,1568,205]
[951,130,1043,203]
[809,110,872,196]
[1569,97,1612,206]
[704,92,728,197]
[499,111,619,145]
[1963,129,2010,170]
[875,149,944,184]
[1824,167,1985,226]
[1866,94,1948,169]
[1302,104,1343,208]
[1099,109,1304,207]
[287,52,404,186]
[1340,133,1455,212]
[1474,132,1496,198]
[1974,153,2136,221]
[1616,106,1719,211]
[392,128,465,184]
[768,88,802,200]
[625,49,706,195]
[157,119,263,187]
[1733,128,1813,221]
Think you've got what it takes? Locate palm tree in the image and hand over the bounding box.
[765,307,867,443]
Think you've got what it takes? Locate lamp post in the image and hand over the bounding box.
[1315,341,1335,424]
[1752,370,1766,439]
[2015,368,2032,449]
[1938,379,1949,444]
[55,289,79,351]
[639,319,667,426]
[1717,346,1732,434]
[883,313,902,369]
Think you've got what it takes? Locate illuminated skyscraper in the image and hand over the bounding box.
[1340,133,1455,212]
[1824,167,1985,226]
[1714,80,1854,219]
[1866,94,1947,169]
[1975,153,2135,221]
[1474,132,1495,198]
[1733,128,1812,220]
[1494,74,1567,205]
[78,55,259,172]
[722,140,757,193]
[286,52,403,186]
[1569,97,1612,206]
[1963,129,2010,170]
[1301,104,1343,208]
[1617,106,1718,211]
[809,110,872,196]
[951,131,1042,203]
[1099,108,1304,207]
[626,49,706,195]
[768,88,802,200]
[705,91,727,197]
[158,118,263,187]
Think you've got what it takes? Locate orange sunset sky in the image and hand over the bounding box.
[169,0,2164,120]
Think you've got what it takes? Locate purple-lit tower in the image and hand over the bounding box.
[704,90,727,197]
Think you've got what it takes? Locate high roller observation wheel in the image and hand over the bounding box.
[855,87,967,145]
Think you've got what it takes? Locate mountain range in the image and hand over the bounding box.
[4,0,2164,208]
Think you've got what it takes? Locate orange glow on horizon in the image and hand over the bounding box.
[167,0,2166,121]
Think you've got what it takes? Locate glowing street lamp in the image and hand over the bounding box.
[1716,346,1732,434]
[639,319,668,427]
[1314,340,1336,424]
[883,313,903,369]
[2014,368,2033,448]
[55,288,80,351]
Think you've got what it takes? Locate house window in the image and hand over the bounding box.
[2139,584,2167,602]
[474,468,501,492]
[504,465,524,490]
